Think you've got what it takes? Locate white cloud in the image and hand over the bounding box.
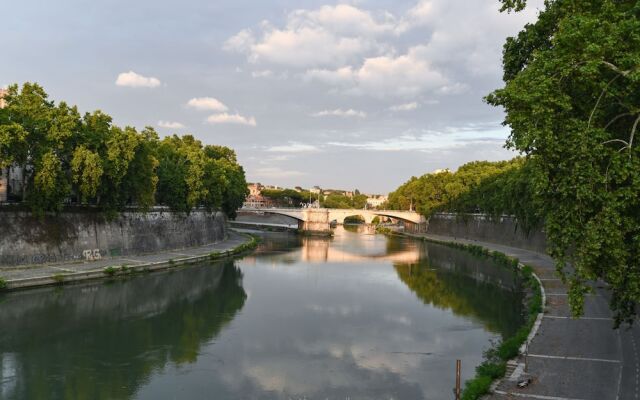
[115,71,161,88]
[251,70,274,78]
[251,27,375,68]
[157,121,185,129]
[287,4,398,36]
[223,28,255,53]
[399,0,545,77]
[223,4,396,68]
[388,102,418,111]
[311,108,366,118]
[187,97,228,112]
[266,143,320,152]
[328,125,510,151]
[306,46,449,97]
[206,113,256,127]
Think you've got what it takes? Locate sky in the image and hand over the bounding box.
[1,0,544,194]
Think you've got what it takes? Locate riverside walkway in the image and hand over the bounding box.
[411,233,636,400]
[0,230,251,290]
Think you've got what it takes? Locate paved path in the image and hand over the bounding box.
[0,230,250,289]
[410,233,637,400]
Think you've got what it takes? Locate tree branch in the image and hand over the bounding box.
[601,61,632,77]
[629,114,640,153]
[605,112,633,130]
[589,75,621,129]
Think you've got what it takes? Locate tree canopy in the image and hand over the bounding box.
[488,0,640,325]
[0,83,248,217]
[386,158,539,228]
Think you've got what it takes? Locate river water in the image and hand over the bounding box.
[0,226,524,400]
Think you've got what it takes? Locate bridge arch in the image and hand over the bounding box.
[332,213,375,225]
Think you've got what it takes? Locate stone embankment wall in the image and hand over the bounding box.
[0,208,227,266]
[426,213,547,254]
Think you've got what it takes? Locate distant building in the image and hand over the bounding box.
[0,171,8,203]
[247,183,263,197]
[0,89,20,202]
[0,165,24,202]
[366,195,388,209]
[243,195,272,208]
[0,88,7,109]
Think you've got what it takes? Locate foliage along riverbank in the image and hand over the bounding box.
[381,228,542,399]
[0,83,248,217]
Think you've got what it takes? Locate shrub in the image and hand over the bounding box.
[461,375,493,400]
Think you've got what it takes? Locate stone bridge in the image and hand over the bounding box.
[240,207,427,235]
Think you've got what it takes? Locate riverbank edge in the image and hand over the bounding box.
[0,231,259,292]
[381,229,545,399]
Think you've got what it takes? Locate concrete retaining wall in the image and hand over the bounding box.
[426,213,546,254]
[0,208,227,266]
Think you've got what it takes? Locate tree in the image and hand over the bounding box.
[322,193,352,209]
[71,146,103,203]
[2,83,54,200]
[488,0,640,324]
[30,151,70,214]
[0,123,28,169]
[120,127,159,211]
[352,193,368,209]
[156,136,191,212]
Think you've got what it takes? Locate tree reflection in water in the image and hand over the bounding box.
[395,241,524,338]
[0,261,246,400]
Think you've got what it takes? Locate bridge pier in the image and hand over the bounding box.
[298,209,332,236]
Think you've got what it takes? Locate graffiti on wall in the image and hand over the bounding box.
[82,249,102,261]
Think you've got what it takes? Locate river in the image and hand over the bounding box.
[0,226,524,400]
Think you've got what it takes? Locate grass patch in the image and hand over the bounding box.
[0,277,7,290]
[103,266,118,276]
[209,234,260,260]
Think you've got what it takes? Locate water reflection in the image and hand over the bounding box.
[0,227,523,400]
[395,242,524,337]
[245,226,422,264]
[0,262,245,400]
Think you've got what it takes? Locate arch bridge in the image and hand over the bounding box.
[240,207,426,235]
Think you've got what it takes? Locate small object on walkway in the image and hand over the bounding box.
[517,377,531,388]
